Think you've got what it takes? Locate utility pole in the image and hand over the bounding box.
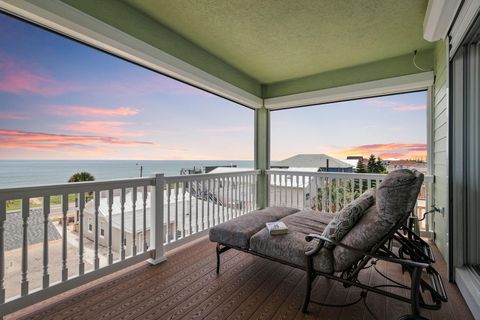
[136,163,143,177]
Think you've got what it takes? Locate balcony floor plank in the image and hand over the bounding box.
[7,237,474,320]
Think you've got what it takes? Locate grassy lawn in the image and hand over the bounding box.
[6,194,78,211]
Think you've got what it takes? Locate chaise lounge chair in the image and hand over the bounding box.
[209,169,448,317]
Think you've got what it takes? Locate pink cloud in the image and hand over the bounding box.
[333,143,427,160]
[0,111,29,120]
[364,99,426,112]
[0,129,152,151]
[61,121,143,137]
[0,52,79,96]
[49,106,139,117]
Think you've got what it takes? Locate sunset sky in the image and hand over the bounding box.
[0,13,426,161]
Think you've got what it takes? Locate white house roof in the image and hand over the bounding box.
[208,167,253,174]
[85,188,220,233]
[272,154,353,169]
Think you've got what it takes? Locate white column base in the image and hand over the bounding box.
[148,255,167,265]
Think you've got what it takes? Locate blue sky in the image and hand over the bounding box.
[0,13,426,161]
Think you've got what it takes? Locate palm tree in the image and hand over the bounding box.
[68,172,95,183]
[68,172,95,224]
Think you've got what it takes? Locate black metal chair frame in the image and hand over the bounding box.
[215,213,448,317]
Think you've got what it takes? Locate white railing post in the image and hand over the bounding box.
[149,173,166,265]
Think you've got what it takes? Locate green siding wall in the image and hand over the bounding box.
[432,40,449,261]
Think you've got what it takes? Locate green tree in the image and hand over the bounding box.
[375,157,387,173]
[68,172,95,183]
[356,159,367,173]
[68,172,95,222]
[367,154,377,173]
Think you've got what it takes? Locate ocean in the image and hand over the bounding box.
[0,160,254,188]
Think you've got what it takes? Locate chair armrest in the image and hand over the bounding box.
[305,233,429,269]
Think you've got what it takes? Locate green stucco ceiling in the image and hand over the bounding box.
[123,0,433,84]
[62,0,435,98]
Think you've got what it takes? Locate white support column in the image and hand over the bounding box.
[255,106,270,209]
[148,173,166,265]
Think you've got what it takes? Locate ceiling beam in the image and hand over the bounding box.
[264,72,434,110]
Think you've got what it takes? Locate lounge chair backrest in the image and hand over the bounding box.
[332,169,424,272]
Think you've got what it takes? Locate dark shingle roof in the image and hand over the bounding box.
[4,208,61,251]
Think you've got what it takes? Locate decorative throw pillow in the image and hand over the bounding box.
[376,169,424,225]
[321,188,375,249]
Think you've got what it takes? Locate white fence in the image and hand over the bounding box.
[0,168,433,315]
[0,170,259,315]
[267,170,434,234]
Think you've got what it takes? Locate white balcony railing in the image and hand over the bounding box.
[0,170,259,316]
[0,168,433,316]
[266,170,434,235]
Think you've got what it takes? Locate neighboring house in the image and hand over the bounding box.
[269,167,318,208]
[4,208,61,251]
[83,188,224,256]
[271,154,354,172]
[83,190,154,257]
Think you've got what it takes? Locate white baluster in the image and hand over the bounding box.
[302,175,306,209]
[42,196,50,288]
[132,187,137,256]
[189,181,192,236]
[211,179,215,225]
[195,180,199,233]
[107,190,113,265]
[206,179,211,228]
[21,198,29,296]
[351,178,355,201]
[120,188,126,260]
[335,178,339,212]
[167,185,171,243]
[79,192,85,273]
[222,177,226,221]
[93,191,99,270]
[62,194,69,279]
[174,182,179,240]
[201,179,205,231]
[182,182,186,236]
[142,186,148,251]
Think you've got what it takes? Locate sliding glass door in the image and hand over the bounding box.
[449,11,480,305]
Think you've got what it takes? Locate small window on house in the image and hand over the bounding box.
[88,217,93,232]
[100,221,105,238]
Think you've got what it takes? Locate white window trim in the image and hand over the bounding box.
[423,0,462,42]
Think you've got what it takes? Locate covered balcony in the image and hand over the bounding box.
[0,0,479,319]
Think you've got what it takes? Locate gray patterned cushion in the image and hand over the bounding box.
[332,169,424,272]
[250,210,335,273]
[209,207,299,249]
[321,188,375,248]
[332,203,390,271]
[376,169,424,224]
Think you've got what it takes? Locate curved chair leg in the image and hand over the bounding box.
[302,257,314,313]
[216,243,221,274]
[410,266,422,316]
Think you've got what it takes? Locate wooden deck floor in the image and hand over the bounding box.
[7,237,473,320]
